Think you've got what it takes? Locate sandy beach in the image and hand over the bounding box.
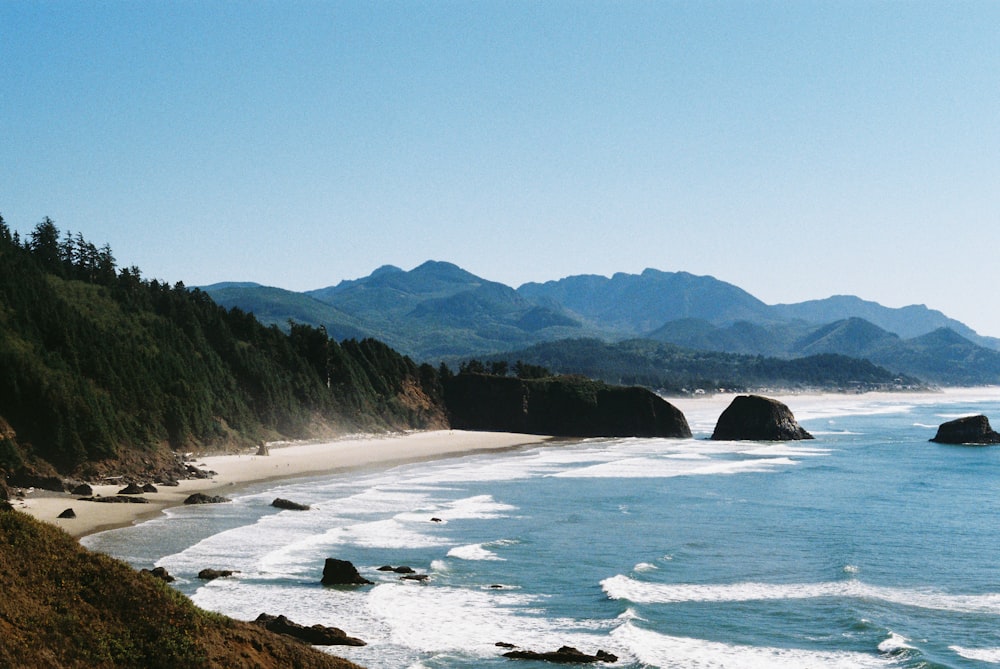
[14,430,551,539]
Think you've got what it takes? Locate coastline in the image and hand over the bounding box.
[15,430,552,539]
[16,386,1000,540]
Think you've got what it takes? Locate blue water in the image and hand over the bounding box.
[83,390,1000,668]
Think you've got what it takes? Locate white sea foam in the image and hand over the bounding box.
[877,631,913,654]
[447,543,503,561]
[612,622,895,668]
[738,444,832,457]
[949,645,1000,662]
[366,582,614,657]
[634,562,658,572]
[553,456,800,479]
[601,575,1000,614]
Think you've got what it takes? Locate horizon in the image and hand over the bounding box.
[3,3,999,336]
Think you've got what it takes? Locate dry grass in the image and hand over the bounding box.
[0,508,363,669]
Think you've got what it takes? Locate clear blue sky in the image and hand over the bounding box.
[3,2,999,335]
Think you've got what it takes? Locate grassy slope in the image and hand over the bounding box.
[0,507,361,669]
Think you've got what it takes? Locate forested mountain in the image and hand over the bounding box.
[517,269,774,333]
[771,294,996,346]
[646,317,1000,385]
[204,262,1000,384]
[208,261,595,359]
[0,217,446,480]
[470,338,919,394]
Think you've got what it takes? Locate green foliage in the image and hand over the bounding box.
[489,338,920,393]
[0,216,446,476]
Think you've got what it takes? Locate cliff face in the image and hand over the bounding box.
[443,374,691,438]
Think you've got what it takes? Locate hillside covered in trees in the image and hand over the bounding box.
[0,216,446,481]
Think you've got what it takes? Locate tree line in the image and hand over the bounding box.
[0,215,445,477]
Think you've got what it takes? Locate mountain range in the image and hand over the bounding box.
[202,261,1000,386]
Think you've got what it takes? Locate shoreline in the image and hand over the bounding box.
[16,386,1000,540]
[15,430,552,539]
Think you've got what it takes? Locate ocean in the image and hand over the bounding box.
[82,389,1000,668]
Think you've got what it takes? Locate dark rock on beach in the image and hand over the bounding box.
[502,645,618,663]
[931,415,1000,445]
[711,394,813,441]
[320,558,373,585]
[254,613,366,647]
[183,492,232,505]
[71,483,93,496]
[118,483,145,495]
[272,498,311,510]
[83,495,150,504]
[141,483,158,493]
[57,508,76,519]
[197,568,237,580]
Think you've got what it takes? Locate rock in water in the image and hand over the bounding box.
[141,566,175,582]
[197,568,237,580]
[711,395,813,441]
[254,613,366,646]
[931,415,1000,445]
[271,498,310,510]
[501,645,618,663]
[320,558,373,585]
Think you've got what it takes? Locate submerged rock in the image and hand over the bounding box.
[502,645,618,663]
[254,613,366,646]
[931,415,1000,445]
[320,558,373,585]
[711,395,813,441]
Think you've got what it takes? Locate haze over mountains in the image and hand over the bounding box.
[203,261,1000,387]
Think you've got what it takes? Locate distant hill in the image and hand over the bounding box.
[227,260,597,359]
[204,262,1000,385]
[646,317,1000,385]
[203,283,369,341]
[771,295,1000,349]
[517,269,774,333]
[469,338,920,393]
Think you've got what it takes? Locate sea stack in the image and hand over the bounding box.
[930,415,1000,445]
[711,395,813,441]
[321,558,373,585]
